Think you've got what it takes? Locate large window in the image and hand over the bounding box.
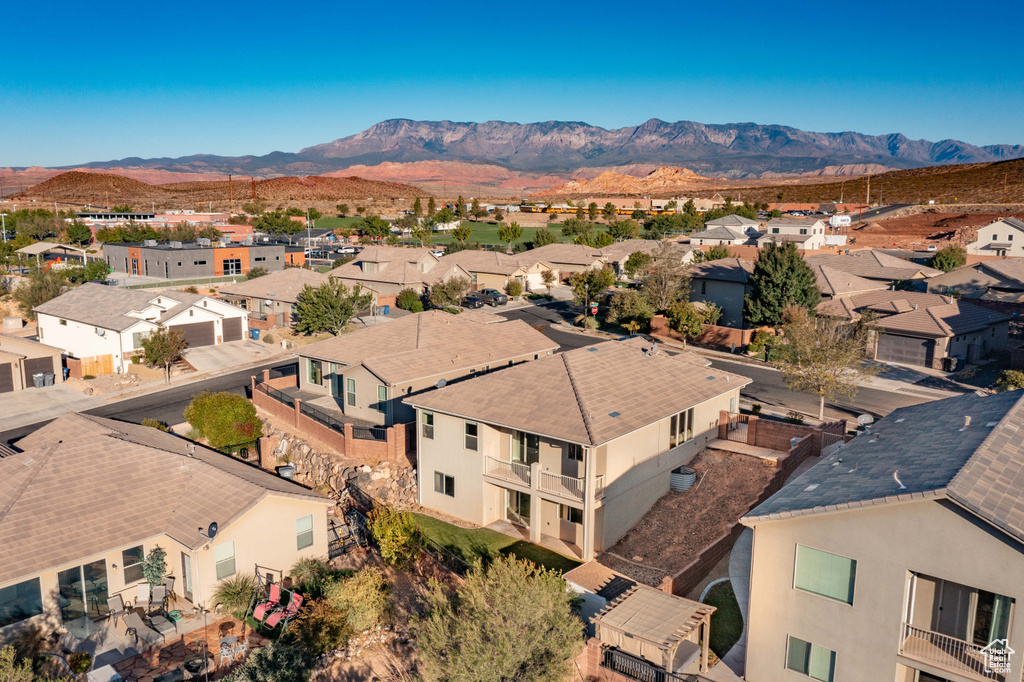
[223,259,242,275]
[786,636,835,682]
[296,515,314,550]
[0,578,43,628]
[214,541,236,580]
[670,407,694,448]
[422,412,434,439]
[346,378,356,406]
[122,545,145,583]
[512,431,540,464]
[559,505,583,524]
[794,545,856,605]
[434,472,455,497]
[465,421,478,451]
[308,359,322,385]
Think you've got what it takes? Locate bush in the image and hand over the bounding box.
[67,653,92,674]
[751,403,762,415]
[184,285,200,294]
[368,507,421,568]
[289,557,332,590]
[141,418,169,431]
[223,641,313,682]
[131,355,142,364]
[506,280,524,297]
[184,391,263,450]
[785,411,806,425]
[395,288,422,311]
[574,314,599,330]
[325,568,391,632]
[747,329,776,354]
[996,369,1024,392]
[262,333,275,344]
[291,599,352,655]
[212,573,260,616]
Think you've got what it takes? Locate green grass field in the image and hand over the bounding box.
[315,217,574,247]
[703,581,744,658]
[412,513,581,574]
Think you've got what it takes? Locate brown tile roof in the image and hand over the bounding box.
[812,265,888,297]
[437,250,532,276]
[816,290,1010,336]
[327,246,453,288]
[976,259,1024,288]
[33,284,220,331]
[0,413,328,584]
[517,243,607,267]
[806,250,941,281]
[687,258,754,284]
[296,310,558,385]
[598,240,664,263]
[218,268,328,303]
[405,336,751,445]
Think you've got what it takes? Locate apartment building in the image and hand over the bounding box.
[742,390,1024,682]
[405,337,750,561]
[104,240,288,279]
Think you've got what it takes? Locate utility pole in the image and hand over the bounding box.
[1,214,7,244]
[1004,172,1009,204]
[229,174,233,212]
[865,173,871,206]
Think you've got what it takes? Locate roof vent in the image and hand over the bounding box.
[706,376,716,381]
[913,304,918,310]
[587,347,598,352]
[986,421,998,428]
[170,241,183,249]
[960,416,972,431]
[895,418,905,423]
[608,411,621,418]
[804,483,819,491]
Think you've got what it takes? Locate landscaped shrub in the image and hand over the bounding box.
[368,507,421,568]
[291,599,352,655]
[212,573,260,616]
[184,286,200,294]
[751,404,762,415]
[262,333,275,344]
[506,280,524,298]
[785,411,806,425]
[67,653,92,674]
[325,568,391,632]
[223,641,313,682]
[184,391,263,450]
[83,375,96,380]
[289,557,332,591]
[396,288,423,312]
[141,418,169,431]
[996,369,1024,392]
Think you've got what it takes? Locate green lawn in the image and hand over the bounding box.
[703,581,744,659]
[412,513,581,574]
[314,216,368,230]
[317,217,575,247]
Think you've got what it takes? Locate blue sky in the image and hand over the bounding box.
[2,0,1022,167]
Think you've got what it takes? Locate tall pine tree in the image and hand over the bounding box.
[744,241,820,327]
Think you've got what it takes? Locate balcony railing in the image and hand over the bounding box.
[899,622,1006,681]
[595,474,606,500]
[600,647,697,682]
[539,470,585,501]
[484,456,531,486]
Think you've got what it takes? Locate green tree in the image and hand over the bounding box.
[471,198,486,219]
[602,202,617,221]
[605,289,654,329]
[412,198,423,217]
[497,222,523,251]
[703,244,733,261]
[666,301,706,345]
[64,221,93,245]
[541,269,556,294]
[773,312,879,419]
[607,219,641,241]
[242,201,267,216]
[930,245,967,272]
[624,251,653,279]
[412,222,433,247]
[432,206,457,226]
[368,507,421,568]
[587,202,599,221]
[414,556,584,682]
[568,267,615,305]
[427,197,437,216]
[396,288,424,313]
[141,326,187,383]
[575,205,585,220]
[246,266,269,280]
[335,203,349,217]
[357,215,391,240]
[294,278,373,335]
[631,209,647,221]
[254,212,304,242]
[996,369,1024,392]
[455,196,467,219]
[593,231,614,248]
[184,391,264,450]
[644,213,685,239]
[0,646,37,682]
[429,276,472,309]
[637,244,689,311]
[65,260,111,284]
[142,545,167,586]
[493,207,504,221]
[452,223,472,243]
[560,217,595,244]
[744,241,821,327]
[14,268,68,319]
[532,227,557,247]
[306,208,322,221]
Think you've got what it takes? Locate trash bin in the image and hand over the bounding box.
[250,328,261,340]
[43,373,54,387]
[32,372,45,389]
[63,367,70,381]
[276,464,296,480]
[382,305,390,315]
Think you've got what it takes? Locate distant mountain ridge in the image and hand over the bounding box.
[51,118,1024,179]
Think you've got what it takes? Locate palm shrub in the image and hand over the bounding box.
[212,573,260,616]
[325,568,391,632]
[288,557,332,592]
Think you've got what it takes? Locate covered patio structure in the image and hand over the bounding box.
[594,584,716,677]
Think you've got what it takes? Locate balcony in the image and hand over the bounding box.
[483,457,605,502]
[484,456,531,486]
[899,622,1006,681]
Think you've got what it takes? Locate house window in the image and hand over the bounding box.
[214,541,236,580]
[794,545,856,605]
[465,421,478,451]
[194,260,207,266]
[669,407,694,448]
[346,378,356,406]
[308,359,322,385]
[223,258,242,275]
[800,228,808,235]
[786,636,835,682]
[0,578,43,628]
[433,472,455,497]
[59,319,67,326]
[377,385,388,413]
[132,331,149,349]
[122,545,145,583]
[296,514,314,550]
[559,505,583,524]
[567,443,583,462]
[422,411,434,439]
[772,227,780,234]
[512,431,540,464]
[189,310,194,317]
[700,280,706,295]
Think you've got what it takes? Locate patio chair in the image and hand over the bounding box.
[217,644,234,670]
[135,584,151,613]
[123,611,164,649]
[231,639,248,663]
[151,586,167,615]
[264,593,303,629]
[163,576,176,602]
[252,583,280,622]
[106,595,128,630]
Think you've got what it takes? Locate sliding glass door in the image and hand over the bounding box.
[57,560,109,623]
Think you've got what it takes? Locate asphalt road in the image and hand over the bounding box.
[852,203,914,223]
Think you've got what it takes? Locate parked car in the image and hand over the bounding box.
[477,288,508,306]
[463,295,484,309]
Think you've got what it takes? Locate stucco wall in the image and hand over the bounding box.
[690,279,749,328]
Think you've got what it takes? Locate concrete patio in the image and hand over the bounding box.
[486,519,584,561]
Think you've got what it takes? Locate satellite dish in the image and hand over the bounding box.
[95,328,106,337]
[207,522,218,539]
[856,414,874,426]
[435,379,447,389]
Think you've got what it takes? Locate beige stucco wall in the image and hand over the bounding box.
[691,279,749,328]
[967,222,1024,256]
[745,499,1024,682]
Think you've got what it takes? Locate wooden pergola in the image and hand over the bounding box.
[593,583,716,675]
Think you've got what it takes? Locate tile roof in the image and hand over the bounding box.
[705,215,761,228]
[811,265,888,297]
[218,268,328,303]
[976,259,1024,288]
[746,391,1024,545]
[806,250,941,281]
[517,243,607,267]
[816,290,1010,336]
[765,217,826,228]
[33,284,207,331]
[437,249,534,276]
[757,233,816,244]
[405,336,751,446]
[1,413,328,584]
[687,258,754,284]
[296,310,557,385]
[327,246,450,287]
[690,226,751,242]
[599,239,664,263]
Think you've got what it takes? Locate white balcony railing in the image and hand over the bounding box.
[899,622,1005,681]
[484,456,531,487]
[595,474,606,500]
[539,470,585,501]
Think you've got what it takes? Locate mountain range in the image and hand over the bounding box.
[48,119,1022,181]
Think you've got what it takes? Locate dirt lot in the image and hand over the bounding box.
[849,210,1024,249]
[601,449,775,586]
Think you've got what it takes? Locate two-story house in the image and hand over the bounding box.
[690,215,763,247]
[928,259,1024,301]
[966,218,1024,257]
[742,390,1024,682]
[686,258,755,328]
[806,250,942,286]
[437,249,558,293]
[293,310,557,427]
[404,337,751,561]
[758,217,828,250]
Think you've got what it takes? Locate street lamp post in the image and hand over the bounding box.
[584,283,590,328]
[0,214,6,244]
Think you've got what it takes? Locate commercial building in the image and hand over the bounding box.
[104,240,288,279]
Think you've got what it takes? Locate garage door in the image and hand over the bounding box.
[23,357,55,385]
[0,363,13,393]
[876,333,934,367]
[223,317,243,342]
[172,321,216,348]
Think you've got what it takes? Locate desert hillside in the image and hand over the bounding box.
[538,166,712,197]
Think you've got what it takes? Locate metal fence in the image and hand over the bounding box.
[257,382,295,408]
[125,274,245,289]
[600,648,697,682]
[298,400,349,435]
[352,424,388,441]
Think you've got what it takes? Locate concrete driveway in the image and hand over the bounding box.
[0,383,101,432]
[183,340,286,373]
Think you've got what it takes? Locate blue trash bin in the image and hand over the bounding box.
[250,328,260,340]
[382,305,390,315]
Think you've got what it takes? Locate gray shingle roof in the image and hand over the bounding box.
[690,226,750,242]
[745,391,1024,545]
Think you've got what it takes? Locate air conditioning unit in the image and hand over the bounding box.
[169,241,183,249]
[143,239,157,247]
